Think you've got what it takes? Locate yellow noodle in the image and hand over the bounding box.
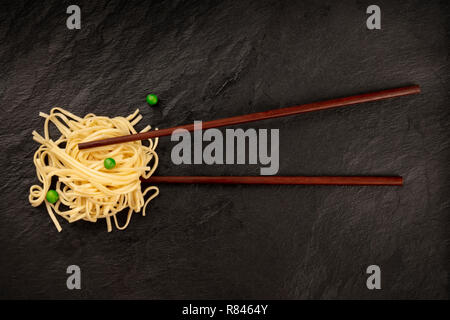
[28,108,159,232]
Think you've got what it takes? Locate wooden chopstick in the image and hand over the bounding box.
[78,85,420,149]
[140,176,403,186]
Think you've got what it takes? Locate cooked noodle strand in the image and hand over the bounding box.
[29,108,159,232]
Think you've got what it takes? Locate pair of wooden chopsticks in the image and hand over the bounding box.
[78,85,420,186]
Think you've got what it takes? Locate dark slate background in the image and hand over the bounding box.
[0,0,448,299]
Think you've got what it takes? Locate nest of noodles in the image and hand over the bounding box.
[29,108,159,232]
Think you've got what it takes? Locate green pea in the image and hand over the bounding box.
[146,93,158,106]
[104,158,116,169]
[46,190,59,204]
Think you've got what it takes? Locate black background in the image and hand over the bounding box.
[0,0,448,299]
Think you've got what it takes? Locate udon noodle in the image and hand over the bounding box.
[29,108,159,232]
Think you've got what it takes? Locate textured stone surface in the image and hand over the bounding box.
[0,0,448,299]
